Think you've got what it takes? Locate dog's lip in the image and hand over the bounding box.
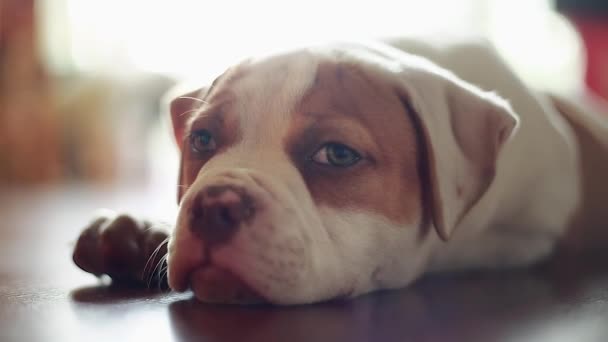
[168,263,195,293]
[188,264,266,304]
[167,238,206,292]
[168,240,267,303]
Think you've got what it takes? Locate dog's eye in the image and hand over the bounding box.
[312,143,361,167]
[190,129,216,154]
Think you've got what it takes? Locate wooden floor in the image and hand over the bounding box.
[1,185,607,342]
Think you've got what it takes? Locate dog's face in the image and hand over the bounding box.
[166,43,518,304]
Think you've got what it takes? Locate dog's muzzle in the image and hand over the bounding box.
[184,183,264,303]
[190,184,255,246]
[169,167,320,304]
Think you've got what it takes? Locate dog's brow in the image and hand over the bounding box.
[203,70,229,102]
[198,104,225,119]
[178,96,209,105]
[184,103,226,136]
[302,111,345,119]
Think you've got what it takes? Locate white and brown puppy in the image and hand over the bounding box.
[73,39,608,305]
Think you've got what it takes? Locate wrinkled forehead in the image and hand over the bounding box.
[206,50,320,144]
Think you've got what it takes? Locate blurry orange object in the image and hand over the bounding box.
[0,0,64,184]
[569,17,608,101]
[556,0,608,101]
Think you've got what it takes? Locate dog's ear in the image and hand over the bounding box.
[398,74,519,240]
[167,87,208,150]
[164,86,208,204]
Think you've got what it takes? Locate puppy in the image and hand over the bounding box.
[73,38,608,305]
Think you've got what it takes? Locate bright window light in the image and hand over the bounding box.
[41,0,583,92]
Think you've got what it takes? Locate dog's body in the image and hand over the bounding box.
[73,38,608,305]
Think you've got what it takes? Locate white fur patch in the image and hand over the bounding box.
[168,39,581,304]
[232,51,319,145]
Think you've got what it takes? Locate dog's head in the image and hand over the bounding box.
[166,43,518,304]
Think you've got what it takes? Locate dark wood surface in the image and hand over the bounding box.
[1,185,607,342]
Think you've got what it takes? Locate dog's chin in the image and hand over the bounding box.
[189,265,267,305]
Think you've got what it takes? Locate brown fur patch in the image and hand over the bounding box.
[178,55,425,228]
[288,59,424,226]
[178,66,251,198]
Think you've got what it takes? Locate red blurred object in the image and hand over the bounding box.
[567,16,608,100]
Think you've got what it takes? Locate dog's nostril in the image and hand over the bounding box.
[219,207,233,226]
[205,185,226,198]
[190,186,254,245]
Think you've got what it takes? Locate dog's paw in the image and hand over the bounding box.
[73,210,171,287]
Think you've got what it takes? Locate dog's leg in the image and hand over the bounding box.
[428,228,559,273]
[72,211,171,288]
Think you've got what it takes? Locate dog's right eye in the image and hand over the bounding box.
[311,142,361,168]
[190,129,217,154]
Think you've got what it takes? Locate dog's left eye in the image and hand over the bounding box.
[190,129,216,154]
[311,143,361,168]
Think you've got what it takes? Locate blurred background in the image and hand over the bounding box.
[0,0,606,190]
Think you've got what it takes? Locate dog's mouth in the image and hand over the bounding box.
[188,264,266,305]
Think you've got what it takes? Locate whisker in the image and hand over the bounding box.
[177,108,202,118]
[177,96,208,104]
[157,261,169,290]
[142,238,169,284]
[152,254,169,290]
[148,253,169,289]
[177,184,191,193]
[142,221,156,233]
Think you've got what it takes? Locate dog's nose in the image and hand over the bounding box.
[191,185,254,245]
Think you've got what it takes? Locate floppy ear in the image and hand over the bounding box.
[167,87,208,150]
[398,75,519,240]
[165,86,208,203]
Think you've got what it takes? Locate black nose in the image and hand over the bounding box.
[190,185,254,245]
